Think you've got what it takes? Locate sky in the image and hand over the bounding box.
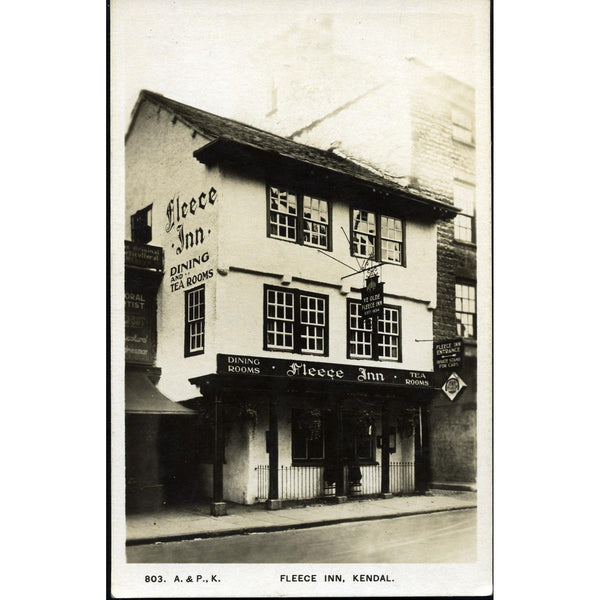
[112,0,486,126]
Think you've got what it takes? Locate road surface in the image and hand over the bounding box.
[127,507,476,563]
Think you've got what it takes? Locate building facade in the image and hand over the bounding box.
[124,91,459,514]
[248,54,480,491]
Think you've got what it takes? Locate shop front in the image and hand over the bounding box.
[189,354,437,515]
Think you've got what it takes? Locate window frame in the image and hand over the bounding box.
[346,298,402,362]
[266,185,332,251]
[131,204,153,244]
[291,409,325,463]
[451,108,474,145]
[350,208,406,266]
[455,281,476,339]
[184,284,206,357]
[453,181,476,244]
[264,285,329,356]
[342,412,375,462]
[290,409,376,466]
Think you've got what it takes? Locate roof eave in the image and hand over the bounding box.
[193,138,460,220]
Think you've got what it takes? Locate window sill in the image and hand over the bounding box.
[453,239,477,249]
[291,460,378,467]
[264,347,329,358]
[268,235,331,252]
[452,138,476,149]
[347,356,401,363]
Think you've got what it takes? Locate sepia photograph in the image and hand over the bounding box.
[110,0,492,596]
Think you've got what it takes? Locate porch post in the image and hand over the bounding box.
[210,393,227,516]
[415,404,431,493]
[267,396,281,510]
[334,397,347,503]
[381,398,392,498]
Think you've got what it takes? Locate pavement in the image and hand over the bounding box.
[126,490,477,545]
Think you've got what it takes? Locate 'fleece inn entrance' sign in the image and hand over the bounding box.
[217,354,436,388]
[433,338,464,371]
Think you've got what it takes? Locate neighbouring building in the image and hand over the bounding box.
[124,90,460,514]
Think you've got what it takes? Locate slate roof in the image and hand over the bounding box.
[129,90,458,217]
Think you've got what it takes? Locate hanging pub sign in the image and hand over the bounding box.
[361,275,384,319]
[434,338,464,370]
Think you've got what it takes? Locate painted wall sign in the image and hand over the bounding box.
[165,187,217,255]
[361,275,384,318]
[125,274,158,365]
[168,254,214,292]
[217,354,436,388]
[164,186,217,292]
[434,338,464,370]
[124,241,164,271]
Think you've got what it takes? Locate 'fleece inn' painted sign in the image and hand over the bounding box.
[217,354,436,388]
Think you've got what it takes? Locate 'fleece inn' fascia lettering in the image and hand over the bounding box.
[218,354,435,388]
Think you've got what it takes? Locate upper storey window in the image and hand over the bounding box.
[452,109,474,145]
[268,186,330,250]
[131,204,152,244]
[456,282,476,339]
[351,209,405,266]
[454,182,476,243]
[264,285,328,356]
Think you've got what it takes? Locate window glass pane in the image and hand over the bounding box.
[269,187,297,241]
[348,301,373,358]
[299,294,326,354]
[185,285,205,354]
[377,307,400,360]
[303,196,329,249]
[455,283,476,339]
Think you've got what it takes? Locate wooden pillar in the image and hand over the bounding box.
[334,397,347,502]
[381,399,391,497]
[267,397,281,509]
[210,393,227,516]
[415,404,431,493]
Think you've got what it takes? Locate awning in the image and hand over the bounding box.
[125,371,197,414]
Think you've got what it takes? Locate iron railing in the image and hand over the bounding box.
[256,461,414,501]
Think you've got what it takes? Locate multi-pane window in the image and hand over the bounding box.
[268,187,297,242]
[184,285,205,356]
[268,186,330,249]
[454,182,475,243]
[302,196,329,248]
[352,209,376,258]
[348,300,401,361]
[291,410,374,463]
[299,294,326,354]
[266,288,295,350]
[456,282,476,339]
[377,307,401,360]
[452,108,474,144]
[265,286,328,355]
[348,301,373,358]
[351,209,405,265]
[342,413,374,461]
[291,410,324,461]
[380,216,404,263]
